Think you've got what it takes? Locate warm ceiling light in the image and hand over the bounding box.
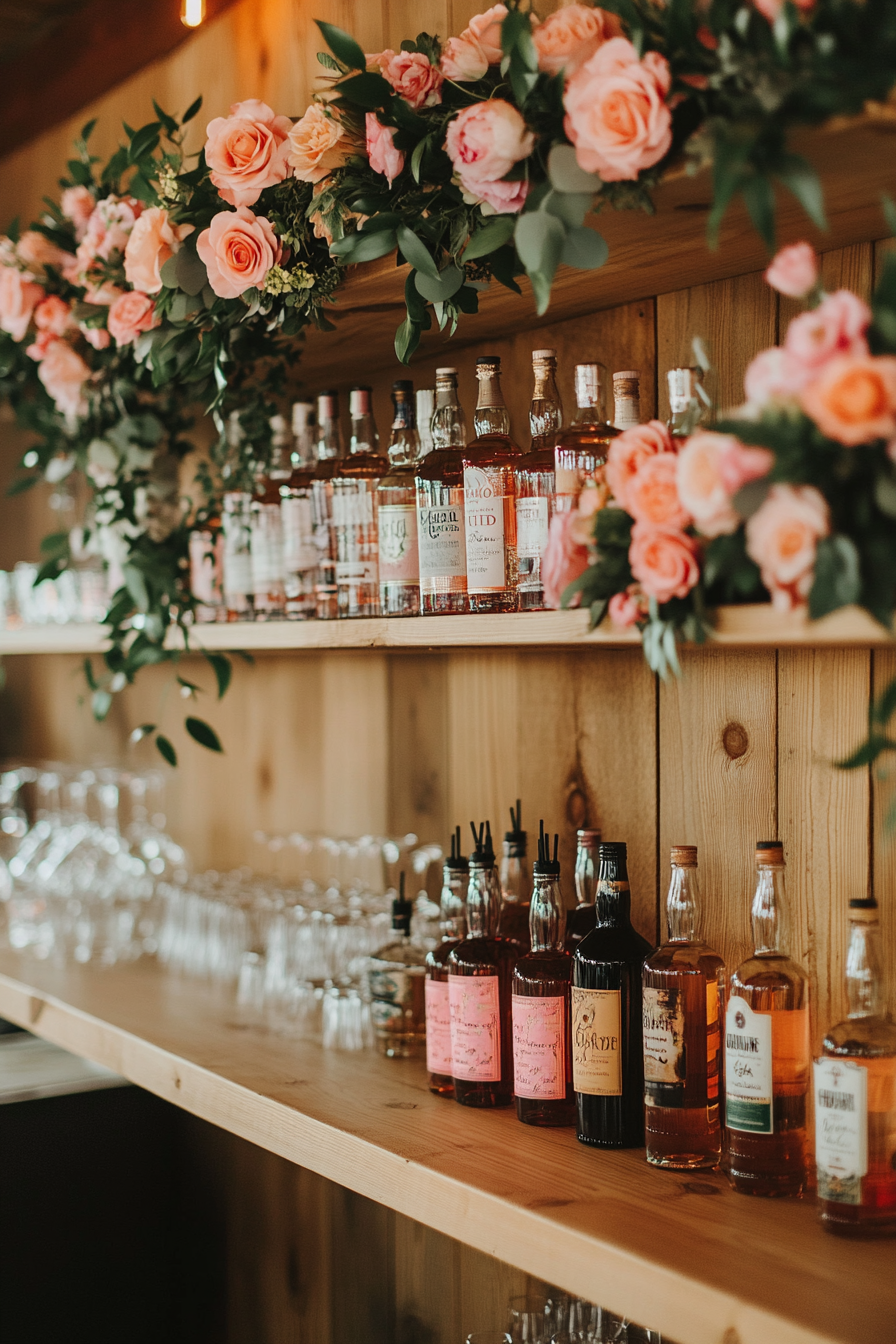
[181,0,205,27]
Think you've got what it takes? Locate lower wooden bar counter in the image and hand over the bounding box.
[0,952,888,1344]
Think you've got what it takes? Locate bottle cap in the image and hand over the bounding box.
[533,820,561,877]
[755,840,784,865]
[291,401,315,436]
[476,355,501,369]
[436,367,458,377]
[392,379,413,395]
[599,841,627,861]
[317,391,338,419]
[391,896,413,932]
[469,819,495,865]
[848,896,877,910]
[445,824,469,872]
[532,348,557,361]
[614,370,640,381]
[576,827,601,844]
[671,844,697,866]
[349,385,372,417]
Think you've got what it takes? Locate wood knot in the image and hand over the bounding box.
[565,786,588,829]
[722,1330,743,1344]
[722,722,749,760]
[29,996,45,1025]
[682,1181,721,1196]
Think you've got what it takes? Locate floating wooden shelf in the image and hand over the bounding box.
[0,955,891,1344]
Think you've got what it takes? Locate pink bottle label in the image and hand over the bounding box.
[512,994,568,1100]
[448,974,501,1082]
[378,505,419,583]
[425,978,453,1075]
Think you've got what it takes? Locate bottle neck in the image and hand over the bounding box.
[499,843,529,904]
[529,874,566,953]
[574,842,600,908]
[467,861,501,938]
[614,395,640,429]
[666,864,699,941]
[388,398,420,466]
[595,858,632,926]
[530,364,562,448]
[751,865,786,955]
[317,420,343,461]
[440,864,468,941]
[846,915,885,1018]
[432,383,467,449]
[350,413,379,456]
[474,369,510,438]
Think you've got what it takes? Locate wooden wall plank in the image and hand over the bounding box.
[394,1213,462,1344]
[870,648,896,1016]
[387,653,449,843]
[446,650,520,844]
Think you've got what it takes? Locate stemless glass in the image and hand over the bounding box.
[509,1296,550,1344]
[467,1334,513,1344]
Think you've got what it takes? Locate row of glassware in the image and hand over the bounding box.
[467,1289,664,1344]
[0,563,108,629]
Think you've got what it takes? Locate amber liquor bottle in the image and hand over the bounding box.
[189,512,225,623]
[249,415,291,620]
[448,821,516,1107]
[572,841,653,1148]
[280,401,318,620]
[815,896,896,1236]
[642,846,725,1169]
[424,826,469,1097]
[311,391,344,620]
[331,385,386,618]
[512,824,575,1127]
[462,356,523,613]
[378,380,423,616]
[416,367,469,615]
[498,799,531,949]
[515,349,561,611]
[566,827,601,952]
[725,841,810,1196]
[553,364,618,513]
[367,876,427,1059]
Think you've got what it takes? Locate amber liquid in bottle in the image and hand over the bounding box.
[642,846,725,1169]
[424,828,468,1097]
[250,415,291,620]
[311,390,344,620]
[725,842,810,1197]
[281,401,318,620]
[332,386,386,618]
[416,367,469,615]
[498,799,531,949]
[515,349,561,612]
[566,827,601,952]
[462,356,522,614]
[554,364,618,513]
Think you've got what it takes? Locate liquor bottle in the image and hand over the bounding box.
[311,390,344,620]
[250,415,291,620]
[566,827,601,952]
[815,896,896,1235]
[189,513,225,623]
[516,349,561,611]
[331,386,386,618]
[512,823,576,1127]
[425,826,469,1097]
[553,364,618,513]
[572,841,653,1148]
[367,875,427,1059]
[642,846,725,1169]
[222,487,254,621]
[448,821,516,1107]
[378,380,422,616]
[667,366,707,441]
[725,841,810,1197]
[280,401,317,620]
[613,370,641,429]
[416,366,468,615]
[462,355,523,614]
[498,799,531,949]
[417,387,436,456]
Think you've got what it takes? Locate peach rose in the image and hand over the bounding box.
[287,105,349,184]
[440,34,489,81]
[37,339,90,418]
[60,185,95,240]
[542,509,590,608]
[17,231,67,273]
[627,451,691,529]
[533,4,624,77]
[34,295,72,336]
[81,324,111,351]
[366,114,405,185]
[784,289,870,370]
[605,420,672,511]
[465,4,508,63]
[205,100,292,208]
[801,354,896,447]
[84,281,124,307]
[765,242,818,300]
[25,331,53,362]
[124,207,194,295]
[608,586,645,627]
[107,290,160,346]
[371,49,443,109]
[196,206,282,300]
[0,267,44,341]
[717,439,774,495]
[745,484,828,611]
[743,346,811,408]
[444,99,534,195]
[629,523,700,604]
[563,38,672,181]
[675,432,743,538]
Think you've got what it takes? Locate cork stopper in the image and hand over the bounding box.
[291,400,314,436]
[614,370,640,396]
[671,845,697,867]
[349,385,372,417]
[317,390,338,420]
[532,347,557,362]
[755,840,784,866]
[476,355,501,370]
[436,367,458,377]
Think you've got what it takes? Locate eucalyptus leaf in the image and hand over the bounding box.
[464,215,515,261]
[547,144,601,195]
[92,689,112,721]
[185,716,223,753]
[809,534,862,620]
[315,19,366,71]
[156,735,178,768]
[561,225,608,270]
[396,226,440,280]
[160,255,180,289]
[330,228,397,263]
[175,243,209,297]
[123,564,150,613]
[874,471,896,519]
[414,264,464,302]
[545,190,592,229]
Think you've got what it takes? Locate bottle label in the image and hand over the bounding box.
[642,987,685,1087]
[515,497,549,560]
[725,995,774,1133]
[571,987,622,1096]
[332,486,376,527]
[251,506,284,588]
[189,531,223,607]
[448,973,501,1082]
[378,504,419,583]
[223,549,252,603]
[281,496,318,571]
[336,560,377,585]
[418,504,466,581]
[814,1057,869,1205]
[512,994,567,1100]
[425,978,453,1075]
[464,465,507,593]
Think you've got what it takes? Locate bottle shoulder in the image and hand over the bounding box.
[517,446,556,471]
[448,936,517,971]
[463,434,523,464]
[555,424,618,455]
[644,941,725,975]
[575,922,653,964]
[333,453,388,480]
[415,448,465,484]
[730,953,809,993]
[823,1016,896,1057]
[313,459,340,481]
[379,462,418,489]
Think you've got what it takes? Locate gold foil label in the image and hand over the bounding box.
[571,987,622,1096]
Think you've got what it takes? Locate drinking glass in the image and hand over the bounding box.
[509,1296,550,1344]
[466,1335,513,1344]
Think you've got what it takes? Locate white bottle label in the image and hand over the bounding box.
[464,465,506,593]
[417,504,466,580]
[336,561,377,585]
[515,496,549,560]
[814,1057,869,1205]
[642,986,685,1087]
[724,995,774,1134]
[378,505,419,583]
[332,487,375,527]
[223,550,252,602]
[250,512,284,589]
[281,497,317,571]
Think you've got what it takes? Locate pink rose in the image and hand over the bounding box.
[464,175,531,215]
[563,38,672,182]
[743,346,811,408]
[60,186,96,240]
[629,524,700,605]
[605,420,672,511]
[34,295,72,336]
[608,586,645,627]
[107,290,160,346]
[287,105,349,184]
[465,4,508,63]
[785,289,871,370]
[717,439,774,495]
[800,354,896,447]
[0,267,44,341]
[745,484,828,611]
[440,34,489,81]
[366,114,405,186]
[752,0,814,21]
[445,99,534,197]
[675,432,742,538]
[542,510,590,608]
[124,207,194,295]
[81,324,111,351]
[765,242,818,300]
[205,100,292,208]
[78,196,142,265]
[37,339,90,418]
[533,4,624,77]
[84,281,124,307]
[17,231,67,273]
[25,332,53,362]
[627,451,691,529]
[371,49,443,109]
[196,206,282,300]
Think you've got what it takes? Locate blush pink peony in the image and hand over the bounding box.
[743,346,811,408]
[37,339,91,418]
[605,420,672,511]
[801,354,896,447]
[563,38,672,181]
[752,0,815,21]
[765,242,818,299]
[627,451,691,529]
[676,432,743,538]
[465,4,508,63]
[745,484,828,611]
[629,523,700,605]
[77,196,142,265]
[196,206,282,300]
[0,267,44,341]
[784,289,871,370]
[204,100,292,207]
[542,509,590,608]
[107,291,160,346]
[608,585,646,627]
[17,231,67,273]
[287,105,350,184]
[440,34,489,81]
[533,4,624,77]
[444,99,534,193]
[371,49,443,108]
[717,439,774,495]
[34,295,73,336]
[366,114,405,185]
[81,324,111,351]
[463,175,531,215]
[124,206,194,295]
[60,185,95,240]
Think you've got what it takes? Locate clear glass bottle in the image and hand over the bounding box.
[189,512,225,623]
[378,380,422,617]
[554,364,618,513]
[367,878,427,1059]
[725,841,810,1197]
[512,824,575,1127]
[311,390,344,620]
[462,356,523,614]
[222,488,254,621]
[331,385,386,618]
[566,827,602,952]
[417,387,436,456]
[250,415,290,620]
[667,366,707,441]
[416,366,468,615]
[642,846,725,1170]
[448,821,516,1107]
[572,841,653,1148]
[425,826,469,1097]
[280,401,317,620]
[815,896,896,1236]
[516,349,561,611]
[613,370,641,429]
[498,799,531,949]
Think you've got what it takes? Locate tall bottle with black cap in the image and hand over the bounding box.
[498,800,531,949]
[462,355,523,613]
[572,841,653,1147]
[512,823,575,1127]
[424,826,469,1097]
[378,379,423,616]
[447,821,517,1107]
[367,873,427,1059]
